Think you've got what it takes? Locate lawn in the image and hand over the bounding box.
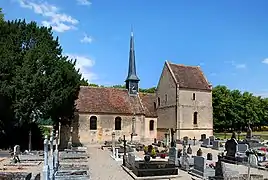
[214,131,268,140]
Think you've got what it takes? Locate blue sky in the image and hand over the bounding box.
[2,0,268,95]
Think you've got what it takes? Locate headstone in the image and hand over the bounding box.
[43,135,50,180]
[249,154,258,166]
[225,135,238,160]
[246,124,252,139]
[207,153,212,160]
[237,143,249,153]
[197,148,203,156]
[127,152,135,167]
[201,138,212,148]
[183,136,189,145]
[154,138,157,144]
[112,131,116,148]
[12,145,20,163]
[181,144,189,170]
[209,136,215,143]
[187,144,192,154]
[201,134,206,141]
[193,156,205,173]
[116,148,119,159]
[168,147,179,166]
[212,140,220,150]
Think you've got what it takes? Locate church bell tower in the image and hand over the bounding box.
[125,29,140,95]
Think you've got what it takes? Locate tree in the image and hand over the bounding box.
[0,8,4,22]
[0,19,82,148]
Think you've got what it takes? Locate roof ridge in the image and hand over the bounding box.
[169,62,200,68]
[80,86,128,91]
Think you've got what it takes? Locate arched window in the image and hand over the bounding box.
[158,97,160,106]
[153,102,156,110]
[115,117,122,130]
[193,112,198,125]
[90,116,97,130]
[149,120,154,131]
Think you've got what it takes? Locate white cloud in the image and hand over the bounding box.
[65,53,97,82]
[235,64,246,69]
[17,0,78,32]
[80,34,93,43]
[76,0,92,6]
[224,60,246,69]
[262,58,268,64]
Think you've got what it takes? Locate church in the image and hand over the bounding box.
[72,31,213,145]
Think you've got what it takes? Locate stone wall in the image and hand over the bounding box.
[177,89,213,139]
[156,63,177,138]
[68,113,158,145]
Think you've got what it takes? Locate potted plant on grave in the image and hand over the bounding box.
[151,148,157,159]
[144,146,148,154]
[160,153,166,159]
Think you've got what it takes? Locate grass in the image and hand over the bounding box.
[214,131,268,140]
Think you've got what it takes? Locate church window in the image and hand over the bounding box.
[193,112,198,125]
[115,117,122,130]
[192,93,196,100]
[165,94,168,103]
[154,102,156,110]
[158,97,160,106]
[149,120,154,131]
[90,116,97,130]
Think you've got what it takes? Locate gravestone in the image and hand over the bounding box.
[193,137,196,146]
[12,145,20,163]
[225,133,238,161]
[212,140,220,150]
[168,147,179,166]
[127,152,136,168]
[181,143,189,170]
[246,124,252,139]
[209,136,215,143]
[183,136,189,145]
[197,148,203,156]
[201,134,206,141]
[249,154,258,166]
[43,135,50,180]
[187,144,192,154]
[207,153,212,160]
[201,138,212,148]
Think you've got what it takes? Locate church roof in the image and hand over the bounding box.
[76,86,157,117]
[167,62,212,91]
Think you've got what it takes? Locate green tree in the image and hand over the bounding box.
[0,8,4,22]
[0,19,82,126]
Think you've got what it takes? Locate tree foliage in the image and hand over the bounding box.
[213,85,268,132]
[0,19,82,148]
[0,8,4,22]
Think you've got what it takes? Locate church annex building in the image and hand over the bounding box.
[73,31,213,145]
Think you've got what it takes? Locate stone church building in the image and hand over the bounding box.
[72,31,213,145]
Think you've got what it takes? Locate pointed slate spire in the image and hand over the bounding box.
[126,28,140,81]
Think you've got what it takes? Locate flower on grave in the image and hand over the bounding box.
[151,148,157,157]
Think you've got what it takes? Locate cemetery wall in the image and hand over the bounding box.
[178,89,213,139]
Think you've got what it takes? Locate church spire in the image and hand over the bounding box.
[125,28,139,95]
[126,28,139,81]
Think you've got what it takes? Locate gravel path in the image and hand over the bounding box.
[87,146,133,180]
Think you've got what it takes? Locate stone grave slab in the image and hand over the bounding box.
[0,172,32,180]
[19,155,43,161]
[4,161,41,166]
[54,170,90,180]
[60,153,88,160]
[59,164,89,171]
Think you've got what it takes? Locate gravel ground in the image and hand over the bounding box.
[87,146,133,180]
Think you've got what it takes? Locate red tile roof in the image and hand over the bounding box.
[76,86,157,117]
[167,62,211,91]
[139,93,157,117]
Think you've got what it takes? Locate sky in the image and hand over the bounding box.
[2,0,268,96]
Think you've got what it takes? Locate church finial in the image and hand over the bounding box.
[125,26,140,95]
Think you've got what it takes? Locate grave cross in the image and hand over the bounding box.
[122,135,127,166]
[170,128,175,147]
[193,136,196,146]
